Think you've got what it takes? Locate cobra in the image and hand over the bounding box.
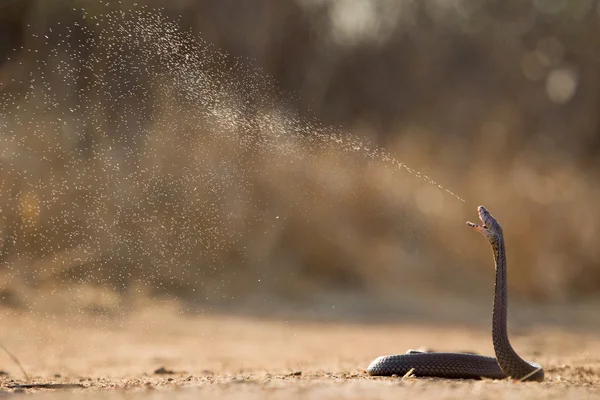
[366,206,544,381]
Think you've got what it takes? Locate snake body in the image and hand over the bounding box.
[367,206,544,381]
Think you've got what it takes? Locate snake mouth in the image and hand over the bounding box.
[466,205,491,232]
[466,221,486,232]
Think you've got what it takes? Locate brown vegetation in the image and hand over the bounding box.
[0,0,599,315]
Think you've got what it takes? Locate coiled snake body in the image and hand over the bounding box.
[366,206,544,381]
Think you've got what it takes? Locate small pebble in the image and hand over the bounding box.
[154,367,175,375]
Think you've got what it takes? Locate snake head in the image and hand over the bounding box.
[466,205,503,240]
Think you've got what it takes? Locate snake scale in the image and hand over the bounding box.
[366,206,544,381]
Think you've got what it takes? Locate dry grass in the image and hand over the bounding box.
[0,0,599,315]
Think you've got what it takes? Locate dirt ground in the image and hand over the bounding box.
[1,304,600,399]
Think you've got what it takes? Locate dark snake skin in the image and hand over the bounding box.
[366,206,544,382]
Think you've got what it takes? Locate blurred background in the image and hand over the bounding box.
[1,0,599,324]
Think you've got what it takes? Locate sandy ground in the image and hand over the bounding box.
[1,304,600,399]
